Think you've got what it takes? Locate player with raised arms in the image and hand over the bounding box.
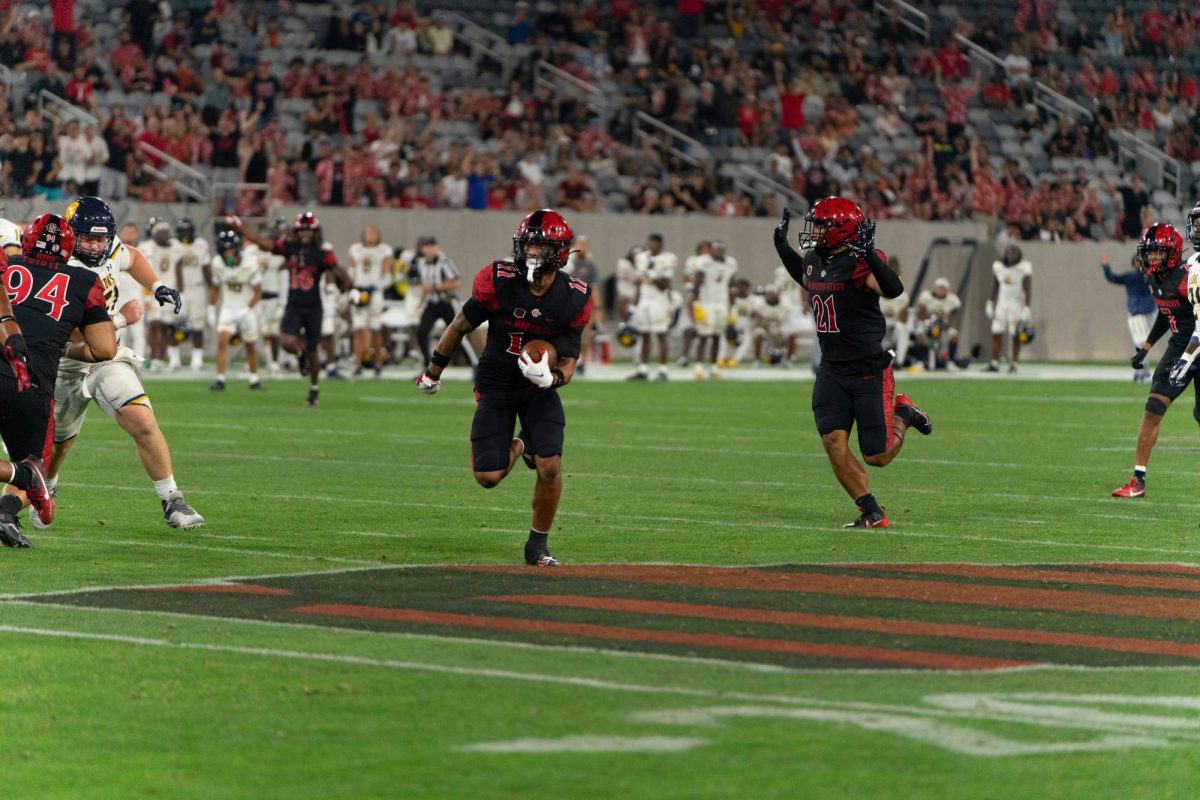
[0,214,118,546]
[416,208,593,566]
[36,197,204,531]
[1112,223,1198,499]
[231,212,352,407]
[773,197,932,528]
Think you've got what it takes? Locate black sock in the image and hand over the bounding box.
[527,530,548,547]
[0,493,22,515]
[1134,468,1146,482]
[7,462,32,491]
[854,493,882,515]
[893,403,914,427]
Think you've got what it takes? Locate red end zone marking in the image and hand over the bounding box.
[148,584,293,596]
[485,594,1200,662]
[454,565,1200,620]
[290,604,1031,671]
[846,563,1200,592]
[1088,563,1200,576]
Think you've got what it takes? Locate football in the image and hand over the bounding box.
[521,339,557,368]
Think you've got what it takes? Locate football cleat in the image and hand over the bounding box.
[0,509,31,548]
[843,507,889,529]
[1111,478,1145,498]
[210,379,226,391]
[163,491,205,529]
[524,539,560,567]
[983,363,1000,372]
[515,430,536,470]
[894,393,932,435]
[30,481,57,531]
[305,388,319,407]
[21,456,54,526]
[249,381,265,391]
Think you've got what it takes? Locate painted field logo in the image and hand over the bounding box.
[28,563,1200,671]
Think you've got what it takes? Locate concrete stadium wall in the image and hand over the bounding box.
[2,198,1155,361]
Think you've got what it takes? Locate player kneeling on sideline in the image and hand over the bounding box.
[209,229,264,391]
[773,197,932,528]
[40,197,204,531]
[1114,224,1200,498]
[0,214,117,546]
[417,209,592,566]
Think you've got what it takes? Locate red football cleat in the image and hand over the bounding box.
[894,393,932,435]
[843,507,889,529]
[21,456,54,525]
[1111,478,1145,498]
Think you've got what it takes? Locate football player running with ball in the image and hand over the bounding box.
[1113,223,1200,498]
[773,197,932,528]
[417,209,593,566]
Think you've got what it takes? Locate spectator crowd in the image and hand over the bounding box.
[1,0,1198,242]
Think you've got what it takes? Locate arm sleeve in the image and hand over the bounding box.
[1102,264,1118,284]
[1145,311,1170,346]
[772,233,807,288]
[862,248,904,298]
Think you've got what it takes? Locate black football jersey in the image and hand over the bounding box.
[1,254,110,393]
[272,238,338,308]
[798,249,890,363]
[462,262,593,391]
[1145,259,1194,342]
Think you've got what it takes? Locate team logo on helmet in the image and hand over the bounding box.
[1137,223,1183,276]
[21,213,76,265]
[64,196,116,268]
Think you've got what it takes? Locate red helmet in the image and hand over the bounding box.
[800,196,867,254]
[1137,223,1183,275]
[513,208,573,281]
[292,211,322,244]
[21,213,76,266]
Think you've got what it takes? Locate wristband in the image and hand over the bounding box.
[152,281,165,292]
[429,350,450,369]
[0,315,14,325]
[111,311,128,330]
[551,368,565,387]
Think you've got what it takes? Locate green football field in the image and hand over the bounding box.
[3,372,1200,799]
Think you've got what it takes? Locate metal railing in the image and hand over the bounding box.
[38,90,99,127]
[731,164,807,216]
[632,111,710,168]
[534,61,610,120]
[433,9,525,82]
[1111,130,1185,199]
[872,0,930,41]
[137,142,211,203]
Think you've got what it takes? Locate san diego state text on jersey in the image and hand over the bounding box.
[1,254,110,392]
[463,261,592,391]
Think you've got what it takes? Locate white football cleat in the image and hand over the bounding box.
[163,491,205,530]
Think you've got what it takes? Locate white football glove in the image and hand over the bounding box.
[518,350,554,388]
[1019,305,1032,323]
[206,305,218,329]
[985,300,994,319]
[416,372,440,394]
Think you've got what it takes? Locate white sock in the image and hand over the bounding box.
[249,373,260,385]
[192,348,203,362]
[216,373,225,382]
[46,475,58,493]
[637,362,648,375]
[153,476,178,501]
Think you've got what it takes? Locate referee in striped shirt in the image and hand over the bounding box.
[413,236,461,365]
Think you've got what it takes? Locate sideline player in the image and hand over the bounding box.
[170,218,211,370]
[208,229,264,391]
[773,198,932,528]
[629,234,677,380]
[232,212,352,407]
[692,240,737,379]
[39,197,204,530]
[984,245,1033,373]
[0,214,117,546]
[416,209,592,567]
[1113,223,1199,498]
[1103,252,1157,383]
[348,225,392,377]
[138,219,174,369]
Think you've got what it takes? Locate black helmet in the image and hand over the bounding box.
[216,229,241,259]
[176,217,196,244]
[64,196,116,268]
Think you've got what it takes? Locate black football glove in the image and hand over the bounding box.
[1130,349,1148,370]
[846,220,877,256]
[1168,357,1195,388]
[3,333,31,392]
[773,207,791,248]
[155,284,183,314]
